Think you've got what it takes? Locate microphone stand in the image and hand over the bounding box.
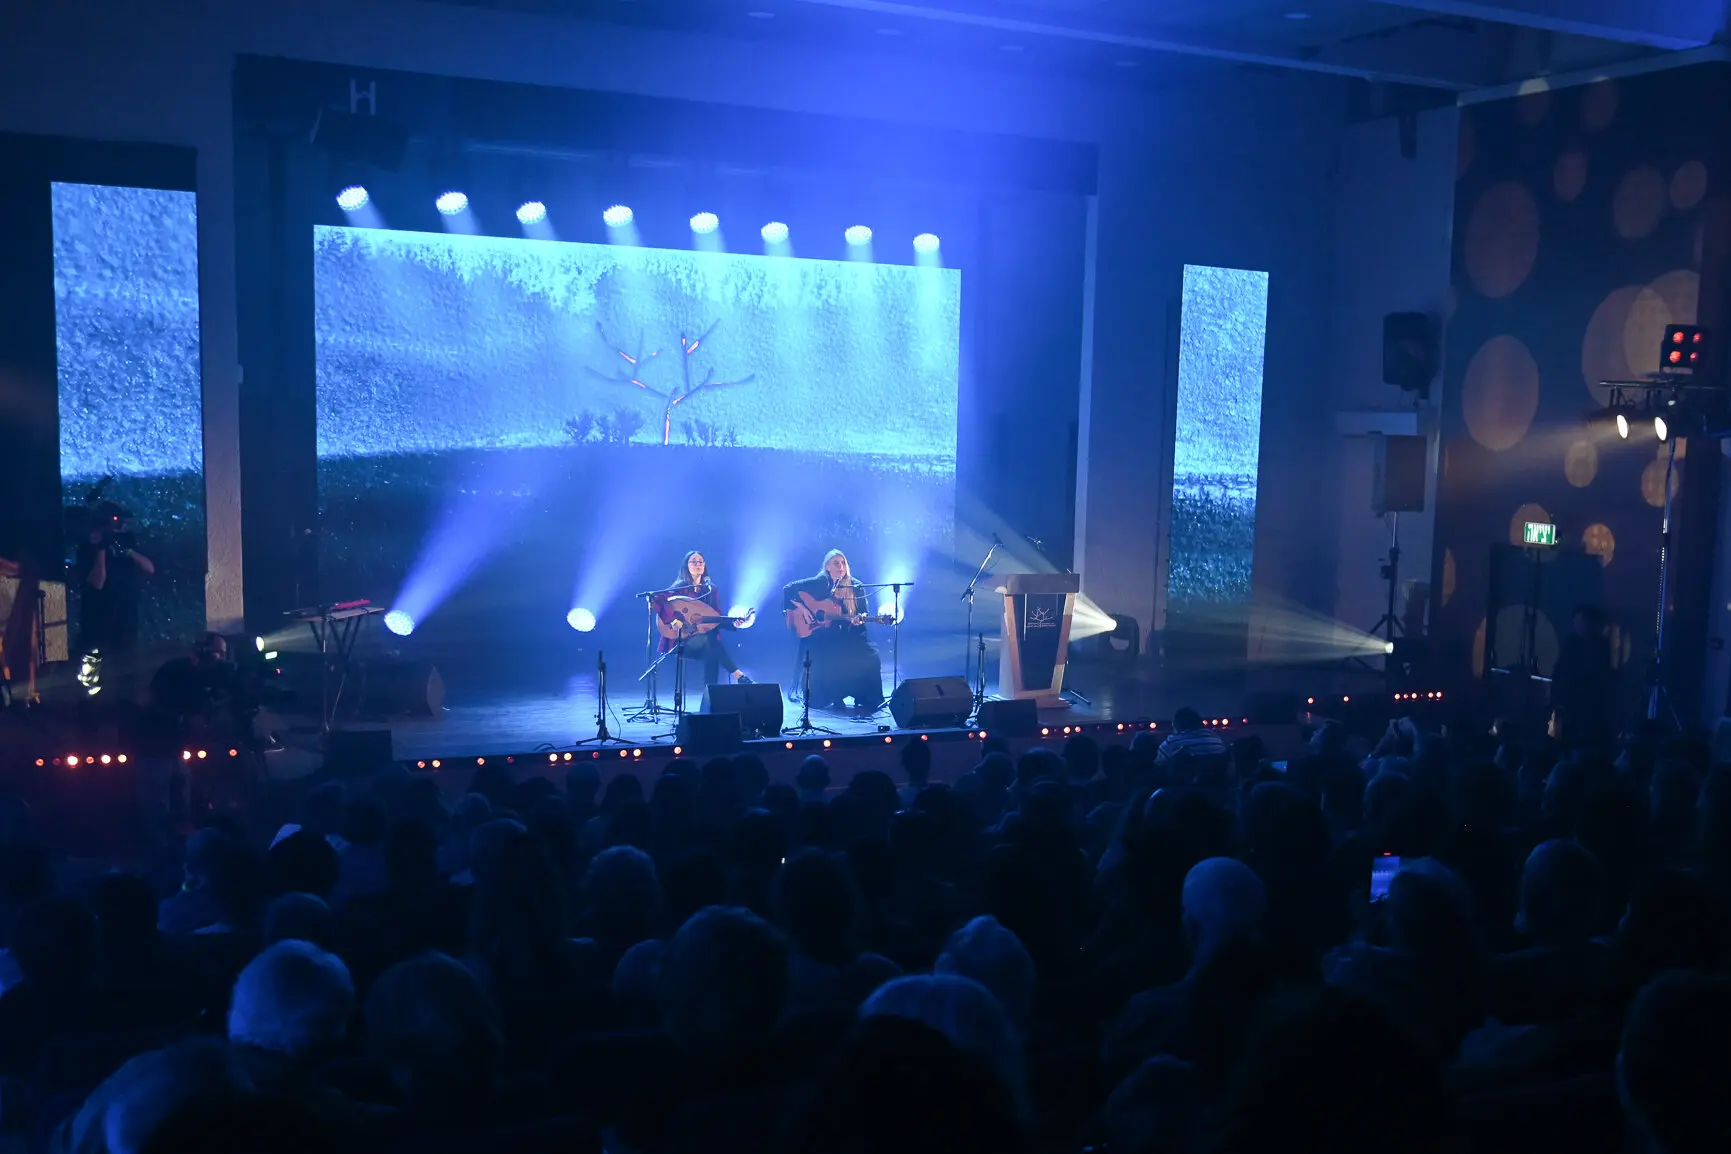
[577,650,627,745]
[851,579,912,716]
[624,590,665,724]
[783,649,840,736]
[960,540,1000,687]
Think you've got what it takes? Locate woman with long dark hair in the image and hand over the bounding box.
[658,550,752,689]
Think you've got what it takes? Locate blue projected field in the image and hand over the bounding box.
[313,226,961,643]
[52,182,203,643]
[1168,265,1268,607]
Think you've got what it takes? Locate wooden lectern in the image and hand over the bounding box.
[995,573,1080,709]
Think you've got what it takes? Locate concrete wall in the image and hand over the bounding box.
[1,0,1352,637]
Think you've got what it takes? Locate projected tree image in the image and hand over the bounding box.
[587,320,756,445]
[313,227,961,643]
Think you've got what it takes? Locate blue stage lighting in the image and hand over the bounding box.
[516,201,547,225]
[913,232,941,254]
[567,607,597,632]
[383,610,416,637]
[761,221,789,244]
[603,204,634,227]
[435,191,469,216]
[845,225,873,246]
[690,212,720,234]
[336,186,370,212]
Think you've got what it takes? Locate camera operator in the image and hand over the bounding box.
[77,501,154,693]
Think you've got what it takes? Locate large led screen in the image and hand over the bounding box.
[53,182,204,646]
[1168,264,1268,607]
[314,227,961,652]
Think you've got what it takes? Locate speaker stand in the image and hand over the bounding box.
[783,649,839,737]
[1348,512,1406,682]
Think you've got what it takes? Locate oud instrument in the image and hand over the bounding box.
[655,595,755,641]
[784,589,896,639]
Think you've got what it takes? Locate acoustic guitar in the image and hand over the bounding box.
[784,589,896,639]
[655,595,755,641]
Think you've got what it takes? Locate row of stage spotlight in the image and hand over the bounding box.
[336,186,941,252]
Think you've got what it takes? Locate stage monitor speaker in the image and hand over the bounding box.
[975,698,1039,737]
[365,661,444,716]
[324,728,394,778]
[890,676,973,729]
[702,682,785,738]
[1382,312,1436,396]
[678,712,743,754]
[1372,434,1427,514]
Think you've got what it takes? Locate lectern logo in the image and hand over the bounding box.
[1026,606,1057,630]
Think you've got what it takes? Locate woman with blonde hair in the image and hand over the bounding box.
[783,549,883,712]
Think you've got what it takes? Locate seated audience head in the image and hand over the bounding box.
[227,940,355,1060]
[1362,770,1413,829]
[775,1015,1029,1154]
[774,848,858,964]
[385,818,439,892]
[1615,869,1731,994]
[265,830,340,900]
[901,735,932,788]
[1619,971,1731,1154]
[298,782,347,840]
[91,871,159,956]
[1214,988,1452,1154]
[264,893,335,950]
[1104,1057,1201,1154]
[1173,707,1204,733]
[339,797,388,847]
[660,847,729,930]
[566,762,602,807]
[861,974,1025,1106]
[1387,858,1479,965]
[796,755,831,797]
[935,916,1037,1031]
[659,906,789,1062]
[366,952,502,1101]
[181,826,233,892]
[1242,782,1330,873]
[1063,734,1100,782]
[583,844,661,946]
[1182,857,1267,964]
[60,1038,248,1154]
[13,897,97,993]
[1515,838,1604,943]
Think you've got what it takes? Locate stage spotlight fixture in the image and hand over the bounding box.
[383,610,416,637]
[1384,641,1396,655]
[254,636,265,652]
[566,607,597,632]
[516,201,547,225]
[690,212,719,234]
[603,204,634,227]
[912,232,940,254]
[845,225,873,246]
[336,185,370,212]
[435,191,469,216]
[1617,413,1630,439]
[761,221,789,243]
[1655,414,1669,442]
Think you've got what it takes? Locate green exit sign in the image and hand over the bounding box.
[1523,521,1558,546]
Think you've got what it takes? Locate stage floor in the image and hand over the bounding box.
[290,656,1383,764]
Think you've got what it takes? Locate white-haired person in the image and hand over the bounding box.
[227,939,355,1097]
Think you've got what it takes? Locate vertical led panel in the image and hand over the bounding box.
[52,183,204,643]
[1168,264,1269,607]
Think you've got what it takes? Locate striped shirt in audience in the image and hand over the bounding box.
[1155,727,1227,766]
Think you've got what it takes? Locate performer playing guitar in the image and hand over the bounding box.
[656,550,753,688]
[782,550,885,712]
